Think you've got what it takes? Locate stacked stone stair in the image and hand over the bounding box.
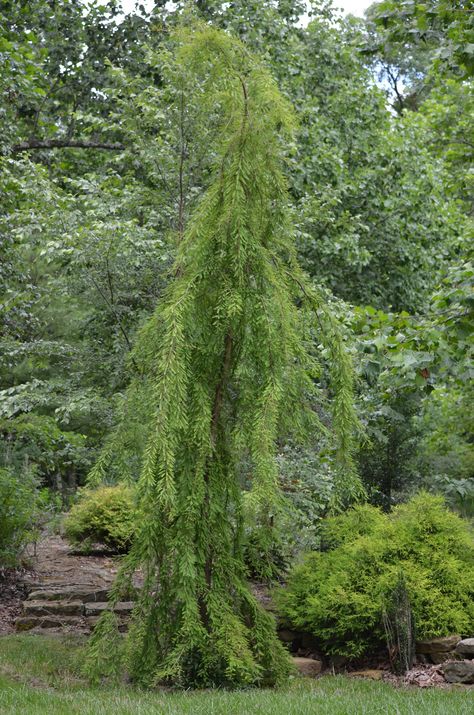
[16,585,134,633]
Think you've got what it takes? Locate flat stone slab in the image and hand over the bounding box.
[441,660,474,684]
[455,639,474,657]
[27,587,110,603]
[16,615,84,631]
[23,600,84,617]
[84,601,134,617]
[416,635,460,653]
[292,657,322,677]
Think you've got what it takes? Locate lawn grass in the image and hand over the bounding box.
[0,634,472,715]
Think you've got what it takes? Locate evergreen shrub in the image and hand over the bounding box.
[63,485,136,553]
[277,493,474,658]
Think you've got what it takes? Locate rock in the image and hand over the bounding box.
[84,601,134,617]
[292,657,322,677]
[350,669,384,681]
[455,639,474,658]
[26,589,66,601]
[416,635,460,654]
[23,600,84,617]
[441,661,474,684]
[26,587,110,603]
[429,651,460,665]
[16,615,84,631]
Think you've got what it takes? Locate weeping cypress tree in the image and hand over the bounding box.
[86,24,361,688]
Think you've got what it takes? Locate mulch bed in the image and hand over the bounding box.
[0,568,32,634]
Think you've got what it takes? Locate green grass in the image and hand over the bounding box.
[0,635,472,715]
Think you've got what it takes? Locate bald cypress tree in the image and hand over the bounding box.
[86,24,361,688]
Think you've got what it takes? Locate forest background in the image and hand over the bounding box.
[1,0,473,566]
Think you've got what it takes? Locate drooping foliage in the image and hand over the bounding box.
[1,1,472,672]
[85,24,360,688]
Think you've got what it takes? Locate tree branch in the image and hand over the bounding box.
[384,64,405,115]
[86,271,138,371]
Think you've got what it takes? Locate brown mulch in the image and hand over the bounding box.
[382,664,448,688]
[0,568,32,634]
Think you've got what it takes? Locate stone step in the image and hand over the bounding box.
[23,600,84,617]
[26,587,110,603]
[16,596,135,633]
[84,601,134,617]
[455,638,474,657]
[16,615,86,632]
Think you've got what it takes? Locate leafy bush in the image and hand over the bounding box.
[277,493,474,658]
[415,386,474,518]
[0,467,40,566]
[63,485,136,553]
[0,414,90,492]
[243,446,337,582]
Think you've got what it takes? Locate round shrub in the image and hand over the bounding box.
[63,485,136,553]
[277,493,474,658]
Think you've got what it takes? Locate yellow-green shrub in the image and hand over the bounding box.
[63,485,136,552]
[277,493,474,658]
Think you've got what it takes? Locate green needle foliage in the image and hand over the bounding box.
[85,24,360,688]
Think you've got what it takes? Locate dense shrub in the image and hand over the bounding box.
[63,485,136,552]
[0,467,39,566]
[277,493,474,658]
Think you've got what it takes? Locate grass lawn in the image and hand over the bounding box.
[0,635,472,715]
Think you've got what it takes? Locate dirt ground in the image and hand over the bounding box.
[20,535,119,591]
[0,569,30,634]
